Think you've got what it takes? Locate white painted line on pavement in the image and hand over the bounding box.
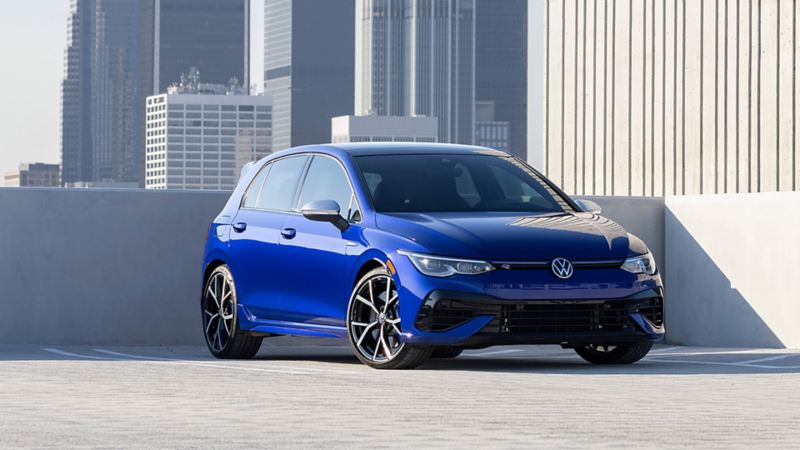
[42,348,113,360]
[92,348,362,376]
[648,349,796,357]
[734,354,798,365]
[649,346,681,353]
[468,349,525,357]
[92,349,178,361]
[43,347,323,375]
[647,358,800,370]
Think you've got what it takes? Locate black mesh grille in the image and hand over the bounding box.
[637,298,664,326]
[418,297,663,334]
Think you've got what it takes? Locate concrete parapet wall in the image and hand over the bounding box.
[0,188,228,345]
[664,192,800,348]
[1,188,792,348]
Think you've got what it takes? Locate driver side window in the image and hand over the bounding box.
[297,155,359,221]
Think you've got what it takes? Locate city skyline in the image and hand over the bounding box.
[0,0,267,177]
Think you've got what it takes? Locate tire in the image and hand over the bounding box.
[346,267,431,369]
[431,347,464,359]
[574,341,653,365]
[202,265,263,359]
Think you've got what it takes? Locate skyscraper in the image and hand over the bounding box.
[264,0,355,151]
[475,0,526,159]
[356,0,476,145]
[61,0,143,185]
[141,0,250,95]
[93,0,143,183]
[61,0,93,185]
[60,0,250,187]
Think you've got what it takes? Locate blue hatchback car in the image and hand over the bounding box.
[201,143,664,369]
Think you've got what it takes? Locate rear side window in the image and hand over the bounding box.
[242,163,271,208]
[243,155,308,211]
[297,156,358,220]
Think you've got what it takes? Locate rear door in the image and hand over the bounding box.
[228,155,309,322]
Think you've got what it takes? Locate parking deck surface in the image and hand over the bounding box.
[1,339,799,448]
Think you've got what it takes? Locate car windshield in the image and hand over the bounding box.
[354,154,574,213]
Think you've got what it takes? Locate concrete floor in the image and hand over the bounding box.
[1,338,799,448]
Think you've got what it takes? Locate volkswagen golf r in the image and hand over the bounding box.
[201,143,664,369]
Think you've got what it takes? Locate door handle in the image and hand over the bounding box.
[232,222,247,233]
[280,227,296,239]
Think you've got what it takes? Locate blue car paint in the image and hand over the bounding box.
[202,143,665,346]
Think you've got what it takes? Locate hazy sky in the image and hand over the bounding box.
[0,0,265,176]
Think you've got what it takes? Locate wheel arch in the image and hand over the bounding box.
[351,258,388,289]
[203,258,228,286]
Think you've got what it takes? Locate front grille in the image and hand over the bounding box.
[417,297,663,334]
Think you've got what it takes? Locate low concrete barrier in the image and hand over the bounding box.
[0,188,667,346]
[0,188,228,345]
[665,192,800,348]
[8,188,791,349]
[579,196,665,277]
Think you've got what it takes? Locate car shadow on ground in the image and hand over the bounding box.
[251,348,800,376]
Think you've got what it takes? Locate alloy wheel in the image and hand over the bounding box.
[203,271,235,352]
[349,275,404,363]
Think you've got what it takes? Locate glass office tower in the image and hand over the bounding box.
[475,0,527,159]
[264,0,355,151]
[356,0,476,146]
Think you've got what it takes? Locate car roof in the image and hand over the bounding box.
[292,142,510,157]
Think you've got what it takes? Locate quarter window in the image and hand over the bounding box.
[243,156,309,211]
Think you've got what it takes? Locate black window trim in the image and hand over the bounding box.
[293,153,363,224]
[238,154,310,216]
[239,152,363,224]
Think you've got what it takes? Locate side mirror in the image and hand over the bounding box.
[301,199,350,231]
[575,199,602,215]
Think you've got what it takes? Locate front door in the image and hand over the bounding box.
[273,154,362,327]
[228,154,309,323]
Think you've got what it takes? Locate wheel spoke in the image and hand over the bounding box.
[372,338,380,360]
[379,327,392,359]
[215,321,223,349]
[207,285,219,309]
[355,295,379,313]
[351,321,375,328]
[383,278,392,313]
[389,322,402,336]
[214,276,222,307]
[355,322,377,347]
[205,313,219,335]
[221,316,231,335]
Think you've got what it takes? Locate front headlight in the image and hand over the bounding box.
[397,250,495,277]
[621,252,657,275]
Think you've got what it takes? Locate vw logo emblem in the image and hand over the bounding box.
[551,258,574,279]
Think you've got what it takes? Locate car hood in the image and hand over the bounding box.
[376,212,632,261]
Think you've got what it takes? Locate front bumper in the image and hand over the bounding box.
[390,250,665,348]
[400,288,665,348]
